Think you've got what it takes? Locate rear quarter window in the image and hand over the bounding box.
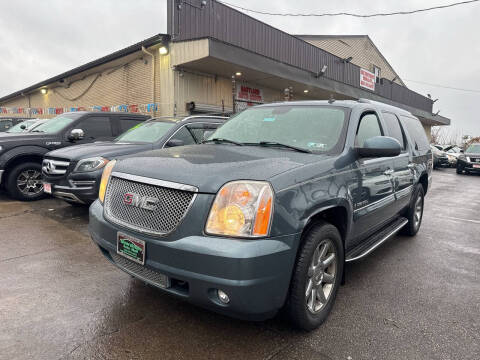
[400,115,429,152]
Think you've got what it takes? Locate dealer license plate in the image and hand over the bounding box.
[117,233,145,265]
[473,164,480,169]
[43,182,52,194]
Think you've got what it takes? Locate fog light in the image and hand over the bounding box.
[217,289,230,304]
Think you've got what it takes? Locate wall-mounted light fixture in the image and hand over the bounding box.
[433,99,439,103]
[343,56,353,63]
[235,72,242,76]
[314,64,327,78]
[159,46,168,55]
[303,89,309,93]
[40,88,48,95]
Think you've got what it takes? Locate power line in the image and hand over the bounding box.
[218,0,480,18]
[405,79,480,94]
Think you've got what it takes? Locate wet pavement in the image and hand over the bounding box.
[0,168,479,360]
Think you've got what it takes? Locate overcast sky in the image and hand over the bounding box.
[1,0,479,136]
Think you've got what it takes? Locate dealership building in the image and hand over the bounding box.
[0,0,450,138]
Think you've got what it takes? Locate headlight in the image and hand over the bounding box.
[98,160,116,203]
[74,157,109,172]
[206,181,273,238]
[0,145,3,152]
[466,156,471,162]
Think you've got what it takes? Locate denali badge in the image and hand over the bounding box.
[123,193,159,211]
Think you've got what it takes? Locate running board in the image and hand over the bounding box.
[345,217,408,262]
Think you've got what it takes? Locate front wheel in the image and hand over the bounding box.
[6,162,46,201]
[285,221,344,331]
[402,184,424,236]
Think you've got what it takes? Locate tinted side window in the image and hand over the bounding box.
[170,126,196,145]
[75,117,112,139]
[400,116,429,152]
[118,117,143,134]
[187,123,223,143]
[356,113,382,147]
[382,112,405,149]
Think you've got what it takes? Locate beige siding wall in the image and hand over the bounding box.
[300,36,404,86]
[0,46,172,118]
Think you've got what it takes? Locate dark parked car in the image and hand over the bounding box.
[430,145,449,169]
[456,143,480,174]
[43,116,227,205]
[0,117,33,132]
[0,112,149,201]
[89,100,431,330]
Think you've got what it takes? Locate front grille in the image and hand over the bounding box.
[42,158,70,176]
[110,253,170,288]
[470,157,480,163]
[104,175,195,236]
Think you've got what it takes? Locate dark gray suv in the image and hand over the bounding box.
[89,100,432,330]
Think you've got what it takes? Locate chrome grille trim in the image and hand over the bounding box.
[110,172,198,193]
[103,172,197,237]
[42,158,70,175]
[110,253,170,288]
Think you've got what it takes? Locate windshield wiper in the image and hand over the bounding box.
[246,141,312,153]
[202,138,244,146]
[31,130,45,133]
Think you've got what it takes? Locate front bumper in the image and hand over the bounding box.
[43,170,102,204]
[88,200,300,320]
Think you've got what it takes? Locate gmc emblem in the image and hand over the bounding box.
[123,193,159,211]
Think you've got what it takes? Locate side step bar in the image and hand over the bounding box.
[345,217,408,262]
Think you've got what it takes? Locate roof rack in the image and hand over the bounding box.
[357,98,371,103]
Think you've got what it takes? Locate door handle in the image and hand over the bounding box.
[384,169,394,176]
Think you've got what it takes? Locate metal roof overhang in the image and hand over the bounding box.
[174,38,450,126]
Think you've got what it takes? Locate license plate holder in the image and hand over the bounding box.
[117,233,145,265]
[43,182,52,194]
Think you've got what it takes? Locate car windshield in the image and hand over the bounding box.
[208,105,348,153]
[32,114,80,134]
[466,144,480,153]
[115,121,175,143]
[6,120,36,133]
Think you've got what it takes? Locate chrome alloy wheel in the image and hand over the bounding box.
[17,170,43,196]
[305,239,337,314]
[413,194,423,230]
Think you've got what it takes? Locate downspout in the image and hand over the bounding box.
[141,46,155,107]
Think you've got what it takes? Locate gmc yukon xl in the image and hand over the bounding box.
[89,100,432,330]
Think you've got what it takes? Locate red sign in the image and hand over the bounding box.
[236,85,263,102]
[360,68,375,91]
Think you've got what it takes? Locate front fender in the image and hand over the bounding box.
[0,146,50,169]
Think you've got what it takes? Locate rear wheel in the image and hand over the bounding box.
[6,162,46,201]
[402,184,424,236]
[286,221,344,331]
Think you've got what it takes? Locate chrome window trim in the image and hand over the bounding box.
[110,172,198,193]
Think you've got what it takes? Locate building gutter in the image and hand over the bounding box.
[141,46,155,105]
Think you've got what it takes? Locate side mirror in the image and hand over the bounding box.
[165,139,184,148]
[68,129,84,141]
[20,124,27,130]
[356,136,402,158]
[460,149,464,153]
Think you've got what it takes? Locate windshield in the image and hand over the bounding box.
[208,105,348,152]
[115,121,175,143]
[466,144,480,153]
[6,120,36,133]
[32,114,79,134]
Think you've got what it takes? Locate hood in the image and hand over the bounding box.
[46,142,153,161]
[114,144,322,193]
[465,152,480,158]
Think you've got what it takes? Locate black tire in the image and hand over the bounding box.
[285,221,344,331]
[6,162,46,201]
[401,184,425,236]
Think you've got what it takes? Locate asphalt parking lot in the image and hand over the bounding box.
[0,168,479,360]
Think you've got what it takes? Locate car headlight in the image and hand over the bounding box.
[206,181,274,238]
[74,157,109,172]
[98,160,116,203]
[0,145,3,152]
[466,156,471,162]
